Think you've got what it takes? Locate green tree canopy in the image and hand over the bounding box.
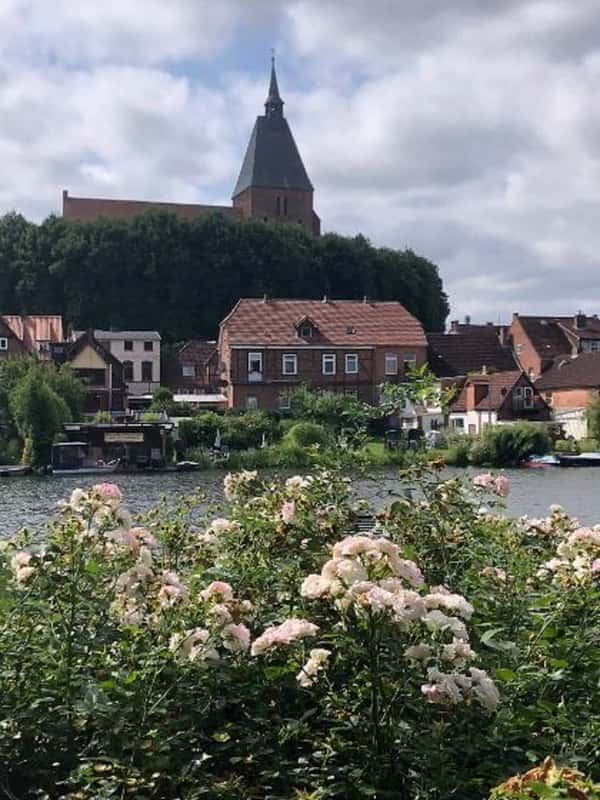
[0,211,449,338]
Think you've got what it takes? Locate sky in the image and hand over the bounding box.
[2,0,600,324]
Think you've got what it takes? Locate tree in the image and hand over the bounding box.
[9,369,72,466]
[586,396,600,441]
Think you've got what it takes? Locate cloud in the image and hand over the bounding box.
[2,0,600,323]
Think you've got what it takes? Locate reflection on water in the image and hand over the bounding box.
[1,466,600,538]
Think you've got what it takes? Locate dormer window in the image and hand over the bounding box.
[300,325,313,338]
[295,316,317,339]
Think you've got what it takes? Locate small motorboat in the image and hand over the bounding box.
[558,452,600,467]
[0,464,32,477]
[175,460,202,472]
[522,454,560,468]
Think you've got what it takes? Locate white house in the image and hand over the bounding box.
[73,330,161,396]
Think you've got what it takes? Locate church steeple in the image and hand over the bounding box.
[265,55,284,118]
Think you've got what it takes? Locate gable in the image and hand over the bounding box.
[70,344,107,369]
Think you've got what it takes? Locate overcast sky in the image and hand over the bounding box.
[2,0,600,324]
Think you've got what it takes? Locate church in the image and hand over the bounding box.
[62,59,320,235]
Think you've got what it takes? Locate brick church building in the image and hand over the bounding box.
[62,59,320,235]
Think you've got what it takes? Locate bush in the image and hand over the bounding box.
[179,410,281,452]
[284,421,329,448]
[470,423,550,466]
[443,433,475,466]
[554,439,577,453]
[93,410,112,424]
[578,437,599,453]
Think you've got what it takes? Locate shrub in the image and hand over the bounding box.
[554,438,577,453]
[470,422,550,466]
[444,433,474,466]
[284,421,329,448]
[92,410,112,424]
[578,437,599,453]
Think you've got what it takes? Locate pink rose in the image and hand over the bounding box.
[591,559,600,575]
[94,482,122,500]
[473,473,494,489]
[281,500,296,524]
[494,475,510,497]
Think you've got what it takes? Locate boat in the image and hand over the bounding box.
[558,452,600,467]
[0,464,32,477]
[175,460,202,472]
[522,454,560,468]
[50,442,121,476]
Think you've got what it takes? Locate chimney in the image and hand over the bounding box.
[574,311,587,330]
[450,319,459,333]
[466,380,489,409]
[464,314,471,325]
[482,364,488,375]
[262,294,269,304]
[322,295,329,304]
[363,295,368,304]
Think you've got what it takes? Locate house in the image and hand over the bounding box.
[59,421,173,470]
[427,327,518,379]
[161,340,218,394]
[72,330,161,396]
[510,312,600,381]
[0,317,27,359]
[62,58,320,235]
[64,331,127,413]
[535,353,600,438]
[1,315,63,359]
[449,370,550,435]
[217,298,428,410]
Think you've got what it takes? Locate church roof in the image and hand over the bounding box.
[232,59,313,197]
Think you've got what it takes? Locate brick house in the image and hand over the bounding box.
[510,312,600,381]
[0,317,27,359]
[448,370,550,435]
[1,315,64,359]
[217,298,427,410]
[533,353,600,438]
[427,327,518,380]
[161,340,218,394]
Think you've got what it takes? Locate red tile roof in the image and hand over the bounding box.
[221,299,427,347]
[1,315,63,351]
[451,371,523,412]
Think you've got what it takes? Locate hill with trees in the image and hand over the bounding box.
[0,211,449,339]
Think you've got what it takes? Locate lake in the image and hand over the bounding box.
[1,466,599,539]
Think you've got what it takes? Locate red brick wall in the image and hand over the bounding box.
[62,191,241,223]
[510,317,542,379]
[547,387,596,409]
[233,186,317,233]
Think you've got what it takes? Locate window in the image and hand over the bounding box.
[545,392,553,406]
[515,343,523,355]
[452,418,465,429]
[0,337,7,351]
[123,360,134,381]
[144,341,154,352]
[299,324,313,338]
[322,354,336,375]
[182,365,195,378]
[246,396,258,410]
[403,354,417,373]
[282,353,298,375]
[248,352,263,374]
[513,386,523,398]
[523,386,534,409]
[279,393,291,411]
[345,353,359,374]
[37,340,50,355]
[124,340,133,351]
[582,339,600,352]
[141,361,153,382]
[385,353,398,375]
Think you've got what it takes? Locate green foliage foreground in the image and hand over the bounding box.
[0,465,599,798]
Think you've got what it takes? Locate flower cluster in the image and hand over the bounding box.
[518,504,578,540]
[473,473,510,497]
[224,470,260,502]
[537,526,600,585]
[10,551,35,585]
[301,534,499,712]
[297,648,331,687]
[199,517,242,546]
[251,618,319,656]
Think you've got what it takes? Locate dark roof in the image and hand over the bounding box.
[427,330,517,378]
[177,340,217,365]
[451,371,523,413]
[220,299,427,347]
[232,61,313,197]
[536,353,600,390]
[517,316,572,360]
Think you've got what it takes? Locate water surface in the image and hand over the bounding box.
[1,466,599,538]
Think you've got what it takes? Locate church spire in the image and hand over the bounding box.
[265,54,284,118]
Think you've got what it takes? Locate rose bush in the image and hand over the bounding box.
[0,463,598,799]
